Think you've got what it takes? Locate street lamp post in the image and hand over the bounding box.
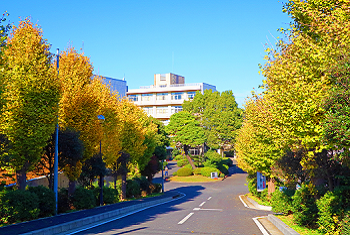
[54,48,59,215]
[97,115,105,206]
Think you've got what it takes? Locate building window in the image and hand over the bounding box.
[156,93,168,100]
[141,93,153,101]
[171,92,183,100]
[160,75,166,81]
[129,95,138,102]
[171,106,182,114]
[156,106,168,114]
[187,91,196,99]
[143,107,153,115]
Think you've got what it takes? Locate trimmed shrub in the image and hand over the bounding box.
[28,186,55,217]
[93,186,118,205]
[222,157,233,167]
[271,188,295,215]
[172,171,177,176]
[200,167,219,177]
[72,187,96,210]
[126,179,140,198]
[0,190,39,224]
[218,164,229,175]
[58,188,70,213]
[247,175,259,197]
[177,167,193,176]
[184,164,193,169]
[193,168,202,175]
[317,186,350,234]
[292,183,318,227]
[177,158,189,167]
[174,154,184,161]
[153,183,162,193]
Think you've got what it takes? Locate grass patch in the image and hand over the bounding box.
[276,215,322,235]
[169,175,221,183]
[247,193,272,207]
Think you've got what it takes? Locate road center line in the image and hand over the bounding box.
[207,197,212,200]
[178,213,194,225]
[193,208,222,211]
[199,202,206,207]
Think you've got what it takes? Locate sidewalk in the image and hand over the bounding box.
[0,191,182,235]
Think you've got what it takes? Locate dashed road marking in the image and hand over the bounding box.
[199,202,206,207]
[178,213,194,225]
[207,197,212,200]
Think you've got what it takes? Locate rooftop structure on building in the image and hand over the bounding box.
[127,73,216,124]
[94,75,128,98]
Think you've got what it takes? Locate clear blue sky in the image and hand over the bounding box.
[3,1,290,107]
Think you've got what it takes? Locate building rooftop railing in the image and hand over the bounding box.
[139,83,203,89]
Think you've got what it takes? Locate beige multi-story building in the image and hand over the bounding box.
[127,73,216,124]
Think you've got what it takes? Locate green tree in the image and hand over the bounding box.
[166,111,205,169]
[1,19,60,190]
[184,90,242,157]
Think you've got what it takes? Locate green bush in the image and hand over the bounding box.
[28,186,55,217]
[58,188,70,213]
[193,168,202,175]
[134,176,150,192]
[153,183,162,193]
[172,171,177,176]
[317,186,350,234]
[172,148,182,158]
[200,167,219,177]
[93,186,118,205]
[177,158,189,167]
[177,167,193,176]
[184,164,193,169]
[341,213,350,235]
[292,183,318,227]
[0,189,39,224]
[222,157,233,167]
[174,154,184,161]
[204,150,221,166]
[126,179,141,198]
[72,187,96,210]
[271,188,295,215]
[218,164,229,175]
[247,175,259,197]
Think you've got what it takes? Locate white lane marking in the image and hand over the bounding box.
[207,197,212,200]
[178,213,194,225]
[193,208,222,211]
[252,217,269,235]
[239,195,248,208]
[199,202,206,207]
[67,192,186,235]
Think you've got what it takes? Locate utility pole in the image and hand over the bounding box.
[54,48,59,215]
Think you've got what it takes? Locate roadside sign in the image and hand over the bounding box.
[257,172,266,192]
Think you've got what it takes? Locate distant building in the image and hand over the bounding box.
[127,73,216,124]
[94,75,128,98]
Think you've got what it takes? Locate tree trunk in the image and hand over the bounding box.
[16,167,27,190]
[184,145,196,169]
[220,147,224,158]
[121,174,126,200]
[68,180,76,197]
[113,173,117,190]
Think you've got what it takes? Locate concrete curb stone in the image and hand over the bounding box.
[21,195,178,235]
[267,214,300,235]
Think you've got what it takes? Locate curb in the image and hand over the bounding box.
[246,196,272,211]
[21,194,182,235]
[267,214,300,235]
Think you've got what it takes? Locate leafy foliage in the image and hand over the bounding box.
[1,19,60,189]
[27,186,55,217]
[176,167,193,176]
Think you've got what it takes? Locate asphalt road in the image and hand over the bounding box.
[73,162,269,235]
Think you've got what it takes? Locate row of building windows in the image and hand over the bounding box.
[143,106,183,115]
[128,92,196,102]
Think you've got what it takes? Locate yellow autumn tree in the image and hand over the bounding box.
[0,19,60,190]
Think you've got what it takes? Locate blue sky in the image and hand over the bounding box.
[3,1,291,107]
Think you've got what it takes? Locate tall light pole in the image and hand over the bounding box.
[54,48,59,214]
[98,114,105,206]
